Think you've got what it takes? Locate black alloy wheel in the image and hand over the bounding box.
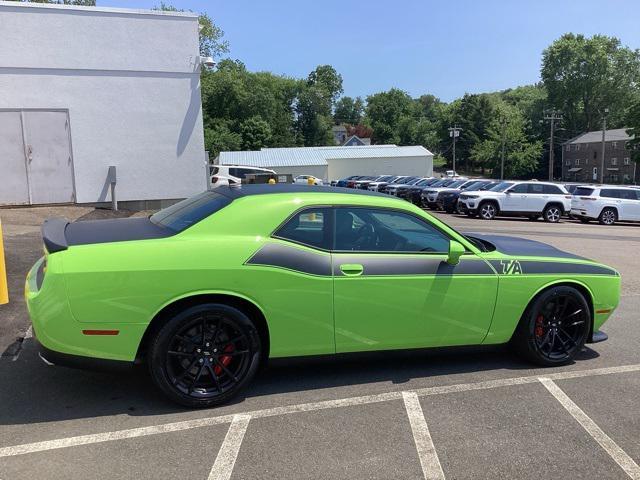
[512,286,590,366]
[149,304,261,408]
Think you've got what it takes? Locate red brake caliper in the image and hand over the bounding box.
[213,344,235,376]
[535,315,544,338]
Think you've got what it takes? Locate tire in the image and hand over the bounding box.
[598,207,617,225]
[511,286,590,367]
[148,303,262,408]
[543,204,562,223]
[478,201,498,220]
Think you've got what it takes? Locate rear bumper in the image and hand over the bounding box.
[36,335,134,371]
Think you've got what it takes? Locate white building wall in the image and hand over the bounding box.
[0,2,206,203]
[327,155,433,180]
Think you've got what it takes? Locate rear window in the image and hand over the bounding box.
[150,191,231,232]
[542,184,564,194]
[573,187,594,196]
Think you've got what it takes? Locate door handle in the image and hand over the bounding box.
[339,264,363,276]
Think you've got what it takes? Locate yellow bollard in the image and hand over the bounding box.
[0,218,8,305]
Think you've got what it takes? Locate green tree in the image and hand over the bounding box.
[333,96,364,125]
[240,116,272,150]
[471,102,542,178]
[541,34,640,135]
[365,88,414,144]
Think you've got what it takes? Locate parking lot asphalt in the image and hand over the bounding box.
[1,206,639,479]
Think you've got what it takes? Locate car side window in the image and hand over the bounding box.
[509,184,529,193]
[274,208,331,250]
[543,184,563,194]
[528,184,545,194]
[333,207,450,253]
[618,189,637,200]
[600,189,619,199]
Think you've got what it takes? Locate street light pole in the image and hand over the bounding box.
[500,117,507,180]
[448,126,462,174]
[600,108,609,184]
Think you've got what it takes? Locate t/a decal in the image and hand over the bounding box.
[500,259,523,275]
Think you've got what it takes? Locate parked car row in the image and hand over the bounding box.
[334,174,640,225]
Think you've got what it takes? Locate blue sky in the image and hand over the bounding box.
[99,0,640,102]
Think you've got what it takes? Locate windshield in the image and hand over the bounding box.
[489,181,515,192]
[447,180,466,188]
[430,179,447,187]
[574,187,595,196]
[480,182,498,190]
[150,191,231,233]
[461,181,482,190]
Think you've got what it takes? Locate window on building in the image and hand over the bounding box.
[576,144,580,151]
[575,159,580,166]
[566,144,571,152]
[611,174,619,182]
[612,142,618,149]
[565,159,571,166]
[624,157,631,165]
[593,150,597,159]
[611,157,618,166]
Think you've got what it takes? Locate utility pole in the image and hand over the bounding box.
[448,125,462,174]
[600,108,609,184]
[543,110,562,181]
[500,116,507,180]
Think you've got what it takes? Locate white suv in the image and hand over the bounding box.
[458,180,571,222]
[571,185,640,225]
[211,165,276,186]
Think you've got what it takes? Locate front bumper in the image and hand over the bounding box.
[588,330,608,343]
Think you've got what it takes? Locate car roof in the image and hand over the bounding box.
[213,184,390,199]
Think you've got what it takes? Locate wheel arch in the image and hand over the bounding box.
[543,201,564,212]
[511,279,595,341]
[479,199,500,214]
[599,205,619,218]
[136,292,270,364]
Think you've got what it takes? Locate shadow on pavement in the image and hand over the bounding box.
[0,337,599,427]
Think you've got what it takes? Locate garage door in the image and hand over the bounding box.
[0,110,75,205]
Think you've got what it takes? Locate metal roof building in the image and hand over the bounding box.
[564,128,632,144]
[217,145,433,181]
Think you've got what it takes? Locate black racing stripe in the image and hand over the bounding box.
[246,243,332,276]
[333,256,495,276]
[489,260,618,276]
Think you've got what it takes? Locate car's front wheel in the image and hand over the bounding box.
[511,286,590,366]
[479,201,497,220]
[148,303,262,408]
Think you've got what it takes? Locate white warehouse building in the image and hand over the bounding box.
[0,2,207,206]
[217,145,433,181]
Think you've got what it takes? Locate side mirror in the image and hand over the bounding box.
[447,240,465,266]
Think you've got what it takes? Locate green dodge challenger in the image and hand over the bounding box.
[26,185,619,407]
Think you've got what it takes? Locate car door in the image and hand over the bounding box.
[502,183,529,211]
[331,207,498,353]
[526,183,547,212]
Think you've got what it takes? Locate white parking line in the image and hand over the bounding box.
[208,415,251,480]
[539,377,640,480]
[1,363,639,458]
[402,392,445,480]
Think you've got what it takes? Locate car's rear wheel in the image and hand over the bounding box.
[599,208,617,225]
[148,304,261,408]
[512,286,590,366]
[479,201,497,220]
[543,205,562,223]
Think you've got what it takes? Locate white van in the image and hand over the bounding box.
[211,165,276,186]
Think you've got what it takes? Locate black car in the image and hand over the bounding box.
[440,180,498,213]
[379,176,420,194]
[354,175,394,190]
[420,179,461,208]
[402,177,440,204]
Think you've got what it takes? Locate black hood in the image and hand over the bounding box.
[463,233,587,260]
